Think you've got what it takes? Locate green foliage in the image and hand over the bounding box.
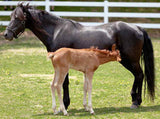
[0,25,5,32]
[0,37,160,118]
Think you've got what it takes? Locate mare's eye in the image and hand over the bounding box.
[21,21,25,24]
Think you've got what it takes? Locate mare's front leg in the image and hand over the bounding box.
[63,73,70,109]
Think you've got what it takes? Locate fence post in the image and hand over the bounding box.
[45,0,50,12]
[104,0,109,23]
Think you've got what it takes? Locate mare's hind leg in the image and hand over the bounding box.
[121,60,144,108]
[130,63,144,108]
[63,74,70,110]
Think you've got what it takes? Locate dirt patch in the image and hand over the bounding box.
[20,74,54,79]
[1,48,46,55]
[20,74,78,80]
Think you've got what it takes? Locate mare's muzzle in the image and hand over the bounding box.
[4,19,25,40]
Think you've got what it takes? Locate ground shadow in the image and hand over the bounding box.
[33,104,160,117]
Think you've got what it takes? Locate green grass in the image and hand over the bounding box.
[0,36,160,119]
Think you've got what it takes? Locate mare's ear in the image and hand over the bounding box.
[23,3,29,18]
[15,7,26,20]
[111,44,116,51]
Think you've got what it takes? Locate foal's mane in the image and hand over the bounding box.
[85,47,110,55]
[86,44,117,55]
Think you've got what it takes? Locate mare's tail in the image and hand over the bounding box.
[142,29,155,100]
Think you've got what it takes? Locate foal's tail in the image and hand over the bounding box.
[48,52,55,59]
[142,29,155,100]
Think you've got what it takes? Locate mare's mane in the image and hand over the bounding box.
[14,3,62,36]
[14,3,81,35]
[17,3,63,24]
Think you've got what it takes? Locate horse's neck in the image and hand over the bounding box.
[28,20,58,51]
[96,52,113,65]
[28,26,52,51]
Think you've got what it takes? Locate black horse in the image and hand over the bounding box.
[4,4,155,110]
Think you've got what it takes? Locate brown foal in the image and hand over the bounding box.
[48,44,121,115]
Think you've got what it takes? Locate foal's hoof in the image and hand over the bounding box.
[84,107,89,112]
[54,111,59,115]
[90,111,95,115]
[54,109,61,115]
[64,113,69,116]
[63,110,68,116]
[130,104,139,109]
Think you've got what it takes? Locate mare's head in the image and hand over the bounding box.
[4,3,62,41]
[4,4,31,40]
[4,3,46,41]
[109,44,121,62]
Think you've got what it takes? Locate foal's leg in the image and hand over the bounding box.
[57,70,69,115]
[86,72,94,114]
[51,70,59,114]
[83,74,88,111]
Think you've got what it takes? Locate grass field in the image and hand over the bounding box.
[0,36,160,119]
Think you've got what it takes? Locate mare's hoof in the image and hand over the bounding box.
[130,104,139,109]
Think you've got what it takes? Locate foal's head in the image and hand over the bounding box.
[109,44,121,62]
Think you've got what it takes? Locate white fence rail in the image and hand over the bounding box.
[0,0,160,29]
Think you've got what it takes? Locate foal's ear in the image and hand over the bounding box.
[111,44,116,51]
[105,50,110,54]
